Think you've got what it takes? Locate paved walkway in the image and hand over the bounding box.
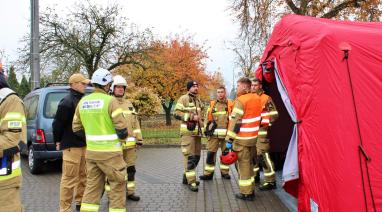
[21,148,293,212]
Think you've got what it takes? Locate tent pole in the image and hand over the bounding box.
[343,50,376,212]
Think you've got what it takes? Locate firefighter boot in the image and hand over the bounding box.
[235,193,255,201]
[188,182,199,192]
[127,194,140,201]
[200,151,215,181]
[259,182,277,191]
[183,174,200,185]
[75,203,81,211]
[255,172,260,183]
[221,173,231,179]
[199,174,213,180]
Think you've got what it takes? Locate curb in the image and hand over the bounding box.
[142,144,207,149]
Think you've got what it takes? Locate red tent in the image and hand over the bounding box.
[256,15,382,212]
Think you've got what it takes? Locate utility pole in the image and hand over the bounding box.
[30,0,40,89]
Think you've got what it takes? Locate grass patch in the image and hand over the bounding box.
[142,128,179,138]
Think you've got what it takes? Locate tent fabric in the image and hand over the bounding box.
[256,14,382,212]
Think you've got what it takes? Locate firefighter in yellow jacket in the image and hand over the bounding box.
[199,86,233,180]
[72,68,128,212]
[251,78,279,191]
[0,70,26,212]
[110,75,142,201]
[174,81,204,192]
[225,77,262,201]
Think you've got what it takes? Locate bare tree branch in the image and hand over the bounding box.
[321,0,361,18]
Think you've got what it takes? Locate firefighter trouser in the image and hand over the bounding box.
[60,147,86,212]
[181,135,201,185]
[203,137,229,176]
[0,182,23,212]
[253,138,275,183]
[80,156,127,212]
[123,148,137,195]
[234,143,256,195]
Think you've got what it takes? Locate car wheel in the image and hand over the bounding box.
[28,146,42,174]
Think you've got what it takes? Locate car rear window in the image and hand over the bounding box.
[44,92,69,118]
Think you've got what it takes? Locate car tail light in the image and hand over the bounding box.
[36,129,46,143]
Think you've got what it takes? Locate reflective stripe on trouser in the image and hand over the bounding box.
[123,148,137,195]
[234,143,255,195]
[81,156,126,211]
[255,137,275,182]
[204,137,229,176]
[181,135,201,184]
[60,147,86,212]
[127,181,135,195]
[0,185,23,212]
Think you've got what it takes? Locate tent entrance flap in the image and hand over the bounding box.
[261,59,298,185]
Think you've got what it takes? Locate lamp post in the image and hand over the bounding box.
[30,0,40,89]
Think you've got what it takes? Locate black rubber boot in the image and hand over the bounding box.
[255,173,260,183]
[259,182,277,191]
[199,174,213,180]
[183,174,200,185]
[127,194,141,201]
[235,193,255,201]
[188,183,199,192]
[221,173,231,180]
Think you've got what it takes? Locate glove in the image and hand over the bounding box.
[204,122,211,136]
[3,146,19,157]
[136,141,143,146]
[186,121,197,131]
[225,141,233,150]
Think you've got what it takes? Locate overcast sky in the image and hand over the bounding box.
[0,0,239,89]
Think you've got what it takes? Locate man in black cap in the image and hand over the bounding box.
[174,80,204,192]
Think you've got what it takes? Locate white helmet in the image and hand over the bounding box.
[111,75,127,92]
[91,68,113,86]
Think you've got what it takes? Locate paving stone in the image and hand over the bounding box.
[20,148,291,211]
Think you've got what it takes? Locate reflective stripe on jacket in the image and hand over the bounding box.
[226,92,262,146]
[174,93,204,136]
[0,88,26,185]
[205,99,233,138]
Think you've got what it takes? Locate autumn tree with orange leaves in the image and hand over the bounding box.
[116,37,223,125]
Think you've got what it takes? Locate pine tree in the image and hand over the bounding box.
[7,66,19,92]
[19,75,31,98]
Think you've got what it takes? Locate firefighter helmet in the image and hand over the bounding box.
[91,68,113,86]
[111,75,127,92]
[220,150,238,165]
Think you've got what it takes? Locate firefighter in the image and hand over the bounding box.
[109,75,142,201]
[199,86,234,180]
[53,73,89,212]
[0,70,26,212]
[225,77,262,201]
[251,78,279,190]
[174,81,204,192]
[72,68,128,212]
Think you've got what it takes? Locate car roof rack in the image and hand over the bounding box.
[45,83,69,87]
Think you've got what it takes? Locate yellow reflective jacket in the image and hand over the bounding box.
[115,97,143,149]
[174,93,204,136]
[0,88,26,188]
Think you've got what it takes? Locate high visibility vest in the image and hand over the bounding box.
[207,99,234,138]
[79,93,122,152]
[207,100,234,121]
[236,94,263,140]
[259,94,271,127]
